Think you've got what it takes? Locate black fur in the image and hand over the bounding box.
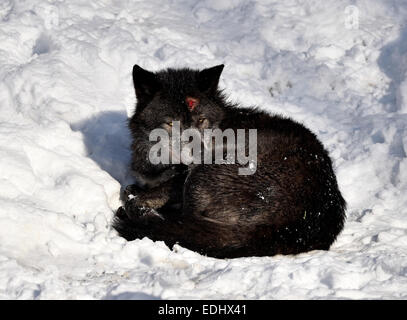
[113,64,346,258]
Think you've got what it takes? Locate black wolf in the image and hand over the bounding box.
[113,64,346,258]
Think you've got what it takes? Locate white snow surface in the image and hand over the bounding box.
[0,0,407,300]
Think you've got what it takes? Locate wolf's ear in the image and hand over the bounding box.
[132,65,160,100]
[197,64,224,93]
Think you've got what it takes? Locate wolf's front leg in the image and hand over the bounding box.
[123,169,187,211]
[123,184,170,210]
[123,195,165,223]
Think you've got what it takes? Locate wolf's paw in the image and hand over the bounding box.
[124,198,164,223]
[115,206,128,220]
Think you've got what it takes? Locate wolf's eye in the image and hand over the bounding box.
[198,118,205,123]
[162,121,174,130]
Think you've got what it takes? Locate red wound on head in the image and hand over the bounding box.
[186,97,199,111]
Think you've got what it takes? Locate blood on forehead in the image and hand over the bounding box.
[186,97,199,111]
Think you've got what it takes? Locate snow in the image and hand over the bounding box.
[0,0,407,299]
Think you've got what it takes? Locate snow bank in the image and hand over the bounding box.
[0,0,406,299]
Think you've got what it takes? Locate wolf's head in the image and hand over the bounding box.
[130,64,226,133]
[129,64,227,179]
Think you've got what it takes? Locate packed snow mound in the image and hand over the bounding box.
[0,0,406,299]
